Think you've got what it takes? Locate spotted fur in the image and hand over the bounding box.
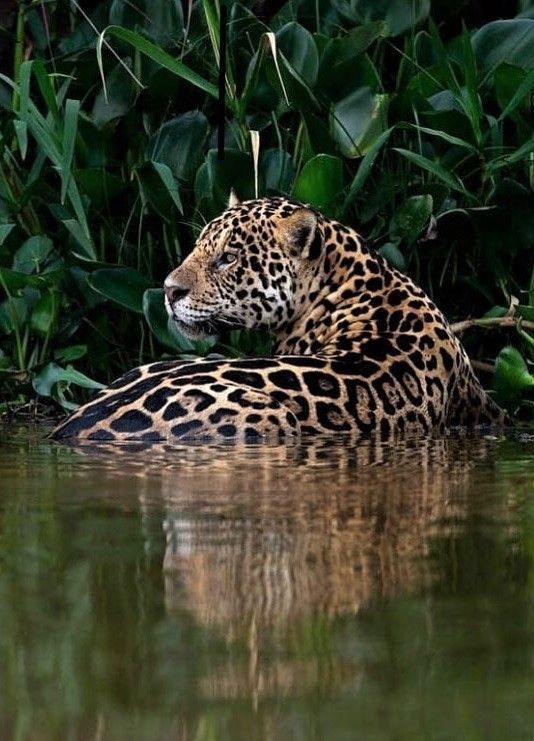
[51,197,506,441]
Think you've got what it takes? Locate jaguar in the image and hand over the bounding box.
[51,194,506,441]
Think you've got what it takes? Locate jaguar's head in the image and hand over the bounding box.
[164,195,324,340]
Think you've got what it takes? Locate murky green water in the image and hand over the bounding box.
[0,428,533,740]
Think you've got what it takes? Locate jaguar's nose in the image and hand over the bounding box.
[164,282,189,304]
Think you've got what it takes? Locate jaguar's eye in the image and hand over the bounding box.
[214,251,237,271]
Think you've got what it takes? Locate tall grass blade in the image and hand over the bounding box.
[409,124,478,152]
[250,130,260,198]
[97,26,218,102]
[393,147,471,196]
[152,162,183,213]
[498,68,534,120]
[265,32,290,106]
[343,127,394,212]
[60,99,80,204]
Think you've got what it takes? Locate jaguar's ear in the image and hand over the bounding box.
[282,208,323,260]
[227,189,241,208]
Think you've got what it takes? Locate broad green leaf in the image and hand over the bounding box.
[333,0,429,37]
[0,268,46,292]
[87,268,154,313]
[75,168,126,208]
[146,111,209,181]
[266,49,320,112]
[378,242,406,271]
[292,154,343,215]
[0,296,30,334]
[196,149,258,218]
[110,0,183,48]
[473,19,534,71]
[143,288,195,351]
[330,88,389,157]
[13,236,54,274]
[393,148,469,196]
[492,346,534,407]
[261,149,295,192]
[33,362,105,398]
[390,195,433,243]
[91,60,137,128]
[54,345,88,363]
[276,22,319,86]
[30,289,60,337]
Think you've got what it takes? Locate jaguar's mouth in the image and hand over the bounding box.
[173,314,245,341]
[173,317,212,340]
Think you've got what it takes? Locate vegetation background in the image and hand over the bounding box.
[0,0,533,419]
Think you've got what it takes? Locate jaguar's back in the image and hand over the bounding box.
[51,196,506,441]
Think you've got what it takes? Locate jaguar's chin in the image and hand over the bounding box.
[173,318,212,340]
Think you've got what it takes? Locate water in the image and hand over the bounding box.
[0,427,533,740]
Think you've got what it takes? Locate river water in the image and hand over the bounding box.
[0,427,533,740]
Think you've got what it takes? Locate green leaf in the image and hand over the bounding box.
[409,124,477,153]
[87,268,154,313]
[333,0,429,37]
[136,162,183,218]
[473,19,534,71]
[330,88,389,157]
[110,0,183,48]
[33,362,105,398]
[98,26,218,101]
[146,111,209,181]
[60,99,80,204]
[0,296,30,334]
[492,346,534,407]
[292,154,343,215]
[142,288,194,351]
[261,149,295,192]
[266,49,320,112]
[91,60,137,128]
[487,138,534,171]
[13,236,54,274]
[276,23,319,86]
[495,65,534,120]
[0,224,15,247]
[378,242,406,271]
[517,305,534,322]
[13,120,28,160]
[151,162,183,213]
[342,126,394,212]
[54,345,88,363]
[393,148,469,196]
[0,268,46,292]
[30,289,60,337]
[196,149,258,218]
[390,195,433,243]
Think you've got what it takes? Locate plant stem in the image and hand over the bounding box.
[12,1,25,111]
[451,316,534,334]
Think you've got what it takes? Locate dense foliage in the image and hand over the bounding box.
[0,0,533,418]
